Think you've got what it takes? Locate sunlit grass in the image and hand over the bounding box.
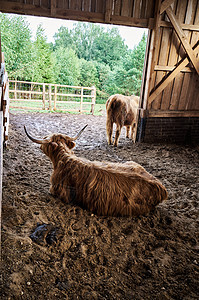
[10,100,106,116]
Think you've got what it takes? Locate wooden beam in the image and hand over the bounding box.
[140,31,153,110]
[0,0,154,28]
[160,21,199,31]
[51,0,56,16]
[166,6,199,75]
[154,65,193,73]
[105,0,112,23]
[0,1,49,16]
[110,15,150,28]
[147,110,199,118]
[148,42,199,105]
[0,2,105,23]
[160,0,175,15]
[146,0,162,104]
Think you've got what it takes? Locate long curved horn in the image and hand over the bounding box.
[72,124,88,141]
[24,126,48,144]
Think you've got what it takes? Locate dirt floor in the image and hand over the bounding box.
[1,112,199,300]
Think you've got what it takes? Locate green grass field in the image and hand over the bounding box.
[10,100,106,116]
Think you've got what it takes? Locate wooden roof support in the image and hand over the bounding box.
[145,0,162,106]
[160,21,199,31]
[147,110,199,118]
[0,0,153,28]
[51,0,56,16]
[160,0,175,15]
[105,0,112,23]
[148,41,199,105]
[166,6,199,75]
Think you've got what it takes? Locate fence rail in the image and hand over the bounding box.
[9,80,96,114]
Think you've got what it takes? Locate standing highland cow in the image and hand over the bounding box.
[106,94,140,146]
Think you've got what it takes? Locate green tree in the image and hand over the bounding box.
[79,59,99,87]
[122,32,147,94]
[104,32,147,97]
[53,26,74,50]
[0,13,33,80]
[53,23,128,69]
[72,23,101,61]
[95,62,111,91]
[32,25,55,83]
[91,27,128,69]
[54,47,80,85]
[103,65,127,96]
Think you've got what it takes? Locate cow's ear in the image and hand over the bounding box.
[67,140,76,149]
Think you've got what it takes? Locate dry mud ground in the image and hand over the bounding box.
[1,112,199,300]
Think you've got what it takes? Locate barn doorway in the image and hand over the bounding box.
[1,12,149,145]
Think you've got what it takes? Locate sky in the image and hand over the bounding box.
[24,15,148,50]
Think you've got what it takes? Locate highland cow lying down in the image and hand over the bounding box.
[24,126,167,217]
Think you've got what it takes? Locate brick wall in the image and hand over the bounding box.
[137,117,199,144]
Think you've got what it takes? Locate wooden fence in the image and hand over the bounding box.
[9,80,96,115]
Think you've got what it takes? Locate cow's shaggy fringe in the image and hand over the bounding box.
[39,134,168,217]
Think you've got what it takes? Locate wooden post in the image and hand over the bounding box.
[0,111,3,259]
[42,84,45,110]
[54,84,57,111]
[80,87,83,113]
[1,52,4,64]
[30,83,32,101]
[91,86,96,115]
[51,0,56,16]
[14,81,17,100]
[160,0,175,14]
[105,0,112,23]
[49,84,52,110]
[146,0,162,107]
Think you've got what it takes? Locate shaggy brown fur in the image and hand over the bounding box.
[33,133,168,217]
[106,94,140,146]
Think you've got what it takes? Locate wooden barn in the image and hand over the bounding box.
[0,0,199,202]
[0,0,199,146]
[1,2,199,297]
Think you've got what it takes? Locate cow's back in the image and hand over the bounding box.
[106,94,128,125]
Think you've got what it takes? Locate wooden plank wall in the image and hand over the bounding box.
[145,0,199,116]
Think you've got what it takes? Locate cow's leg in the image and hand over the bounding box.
[131,122,137,143]
[106,119,113,145]
[50,183,70,203]
[114,124,122,147]
[126,126,130,138]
